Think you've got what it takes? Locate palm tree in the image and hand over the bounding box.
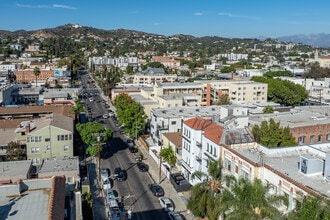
[33,67,40,87]
[159,146,176,167]
[220,176,288,220]
[71,99,84,122]
[187,159,223,220]
[287,195,330,220]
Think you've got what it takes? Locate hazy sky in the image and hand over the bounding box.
[1,0,329,38]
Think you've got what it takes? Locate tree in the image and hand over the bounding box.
[113,93,147,138]
[263,105,274,114]
[287,196,330,220]
[160,147,176,167]
[251,76,308,106]
[76,122,112,156]
[217,93,230,105]
[33,67,40,87]
[71,99,84,122]
[6,141,25,161]
[221,177,288,220]
[252,118,297,148]
[187,159,222,220]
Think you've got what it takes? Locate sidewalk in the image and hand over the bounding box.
[135,138,194,220]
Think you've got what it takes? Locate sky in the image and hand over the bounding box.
[1,0,330,38]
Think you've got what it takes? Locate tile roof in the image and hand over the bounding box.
[0,105,74,119]
[203,123,224,144]
[163,132,182,148]
[48,176,66,220]
[183,117,213,130]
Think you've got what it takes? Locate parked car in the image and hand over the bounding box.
[159,197,174,212]
[132,153,142,161]
[129,146,138,153]
[137,162,148,172]
[148,184,164,197]
[114,167,126,181]
[103,113,109,119]
[101,168,110,181]
[126,139,134,147]
[106,189,117,204]
[168,211,184,220]
[102,178,112,190]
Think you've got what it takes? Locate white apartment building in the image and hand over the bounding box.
[180,115,330,210]
[88,56,139,70]
[150,105,248,146]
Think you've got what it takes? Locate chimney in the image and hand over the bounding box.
[25,123,30,134]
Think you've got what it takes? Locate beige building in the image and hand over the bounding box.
[20,113,74,164]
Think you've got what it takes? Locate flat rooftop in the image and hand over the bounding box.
[249,105,330,128]
[232,144,330,198]
[0,160,32,182]
[38,157,79,174]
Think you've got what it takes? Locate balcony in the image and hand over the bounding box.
[196,155,202,163]
[180,159,192,173]
[196,141,202,148]
[157,124,169,131]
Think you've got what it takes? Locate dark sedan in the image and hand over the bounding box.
[148,183,164,197]
[137,162,148,172]
[114,167,126,181]
[128,146,138,153]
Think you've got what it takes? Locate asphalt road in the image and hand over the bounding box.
[101,118,168,220]
[80,71,168,220]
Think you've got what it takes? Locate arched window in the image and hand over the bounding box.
[318,134,323,143]
[310,135,315,144]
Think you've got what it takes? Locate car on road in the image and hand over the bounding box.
[159,197,174,212]
[101,168,110,181]
[168,211,184,220]
[137,162,148,172]
[148,183,164,197]
[114,167,126,181]
[128,146,138,153]
[103,113,109,119]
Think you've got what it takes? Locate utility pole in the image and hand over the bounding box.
[92,133,105,185]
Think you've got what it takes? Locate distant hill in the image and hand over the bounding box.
[277,33,330,48]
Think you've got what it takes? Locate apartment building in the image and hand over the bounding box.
[181,116,330,211]
[151,56,181,68]
[14,69,54,84]
[15,113,74,164]
[150,105,248,146]
[249,106,330,145]
[133,67,177,84]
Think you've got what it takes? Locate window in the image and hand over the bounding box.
[318,135,323,143]
[31,147,40,153]
[298,136,306,144]
[207,143,209,152]
[310,135,315,144]
[65,135,68,140]
[327,134,330,141]
[61,135,64,141]
[27,136,31,143]
[171,121,176,125]
[64,145,69,151]
[45,138,50,142]
[213,148,217,157]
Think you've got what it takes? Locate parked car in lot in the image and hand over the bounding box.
[137,162,148,172]
[168,211,184,220]
[159,197,174,212]
[148,183,164,197]
[114,167,126,181]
